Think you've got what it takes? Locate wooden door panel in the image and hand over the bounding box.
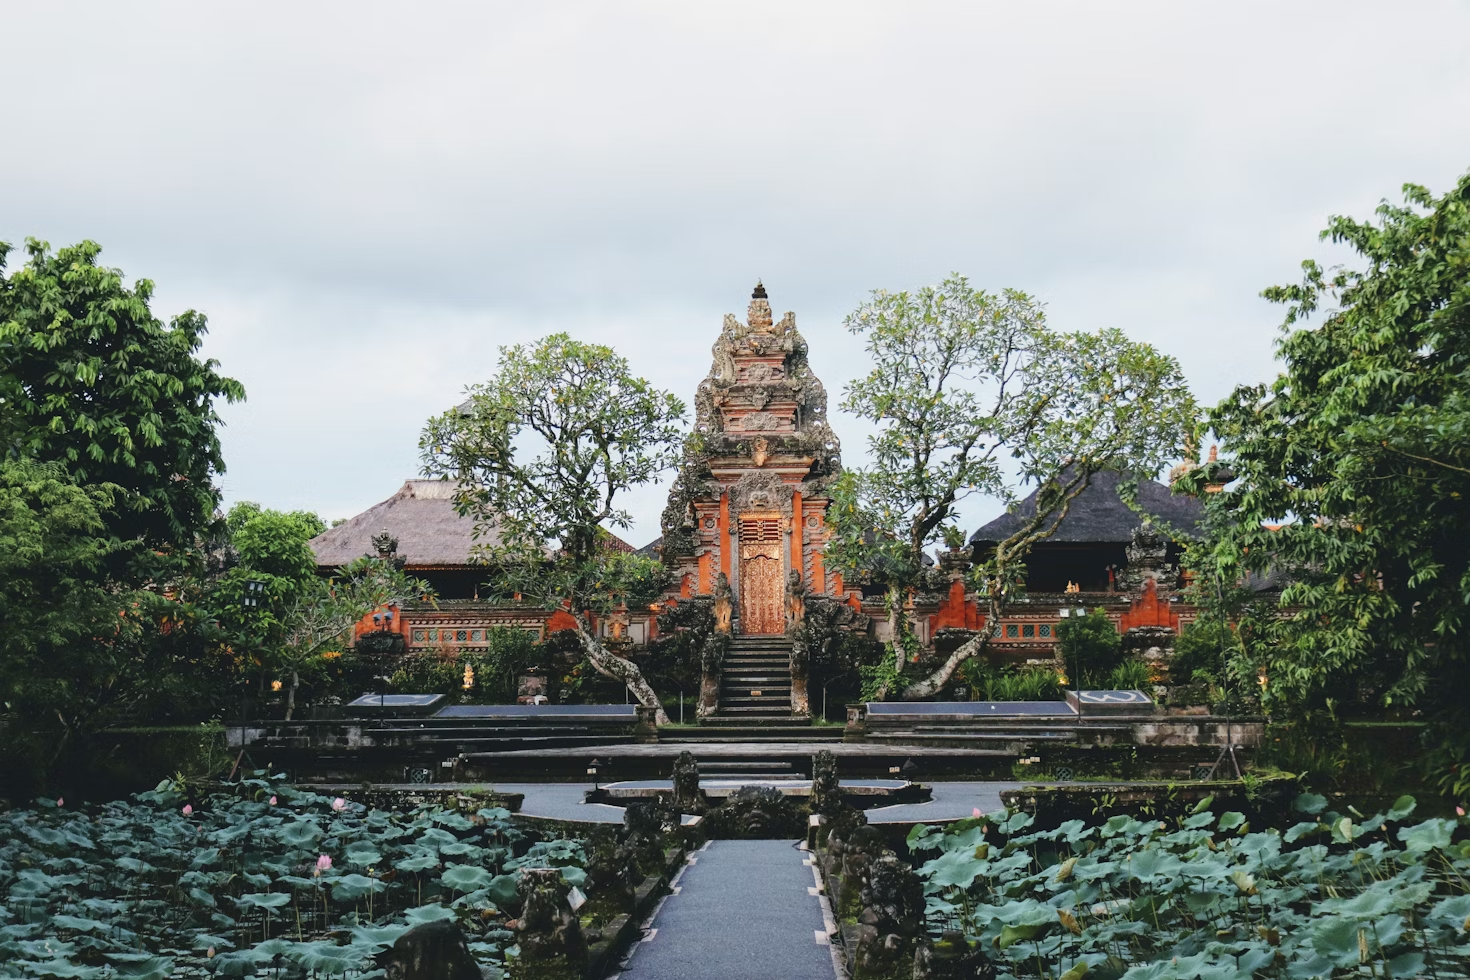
[740,554,783,634]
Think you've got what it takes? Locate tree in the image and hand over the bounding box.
[420,334,686,723]
[0,459,127,731]
[828,275,1197,699]
[0,239,244,556]
[271,556,432,721]
[1056,609,1123,688]
[1186,174,1470,793]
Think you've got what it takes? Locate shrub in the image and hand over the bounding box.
[1172,616,1233,683]
[961,662,1064,701]
[1107,659,1154,691]
[1056,609,1122,687]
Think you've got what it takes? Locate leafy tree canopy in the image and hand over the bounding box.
[0,239,244,553]
[1186,174,1470,791]
[420,333,686,722]
[828,275,1197,698]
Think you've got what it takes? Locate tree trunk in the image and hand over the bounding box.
[574,624,670,726]
[900,627,994,700]
[888,586,905,672]
[285,670,300,722]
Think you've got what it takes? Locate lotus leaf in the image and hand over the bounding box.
[16,958,100,979]
[487,874,520,909]
[233,893,291,910]
[1399,818,1456,854]
[441,865,493,893]
[285,940,370,975]
[404,904,459,925]
[330,874,386,902]
[343,844,382,868]
[394,852,440,873]
[103,953,173,980]
[274,821,323,847]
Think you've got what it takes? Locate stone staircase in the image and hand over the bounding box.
[668,635,843,743]
[716,635,794,719]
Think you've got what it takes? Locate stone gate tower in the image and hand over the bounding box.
[659,284,843,633]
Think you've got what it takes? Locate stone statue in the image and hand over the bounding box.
[512,868,585,977]
[708,785,803,839]
[670,750,705,814]
[712,573,733,634]
[854,856,924,980]
[809,749,842,817]
[582,826,639,913]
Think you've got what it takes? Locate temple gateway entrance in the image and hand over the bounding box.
[738,516,784,634]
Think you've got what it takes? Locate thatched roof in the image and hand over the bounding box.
[310,479,637,568]
[970,470,1203,546]
[310,480,500,568]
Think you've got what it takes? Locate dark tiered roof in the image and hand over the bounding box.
[970,470,1203,546]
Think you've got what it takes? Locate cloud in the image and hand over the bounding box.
[3,0,1468,538]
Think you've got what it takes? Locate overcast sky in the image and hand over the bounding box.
[4,1,1469,545]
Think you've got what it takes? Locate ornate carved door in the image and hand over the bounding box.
[739,516,784,634]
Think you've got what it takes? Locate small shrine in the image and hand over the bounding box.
[658,283,843,634]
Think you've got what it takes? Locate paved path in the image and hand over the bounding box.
[617,840,837,980]
[866,780,1022,823]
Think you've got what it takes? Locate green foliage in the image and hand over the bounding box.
[420,333,685,604]
[910,794,1470,980]
[828,274,1197,699]
[859,660,905,703]
[0,238,244,552]
[1106,659,1154,692]
[1171,617,1233,685]
[0,774,591,978]
[1185,174,1470,793]
[388,628,540,704]
[1056,609,1123,688]
[961,662,1064,701]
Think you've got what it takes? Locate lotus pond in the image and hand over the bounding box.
[0,776,591,979]
[910,794,1470,980]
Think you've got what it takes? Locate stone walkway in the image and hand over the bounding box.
[615,840,838,980]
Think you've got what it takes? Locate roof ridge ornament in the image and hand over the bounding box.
[747,281,775,333]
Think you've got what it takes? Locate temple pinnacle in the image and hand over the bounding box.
[752,280,767,300]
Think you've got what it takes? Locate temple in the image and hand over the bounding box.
[655,282,843,624]
[309,283,1236,700]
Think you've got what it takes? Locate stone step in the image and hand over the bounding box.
[696,714,813,727]
[715,708,800,718]
[698,760,797,772]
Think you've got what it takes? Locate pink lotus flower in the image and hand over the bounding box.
[56,798,64,807]
[269,796,278,806]
[332,797,346,812]
[972,808,984,818]
[182,804,193,816]
[316,854,333,873]
[1458,806,1466,817]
